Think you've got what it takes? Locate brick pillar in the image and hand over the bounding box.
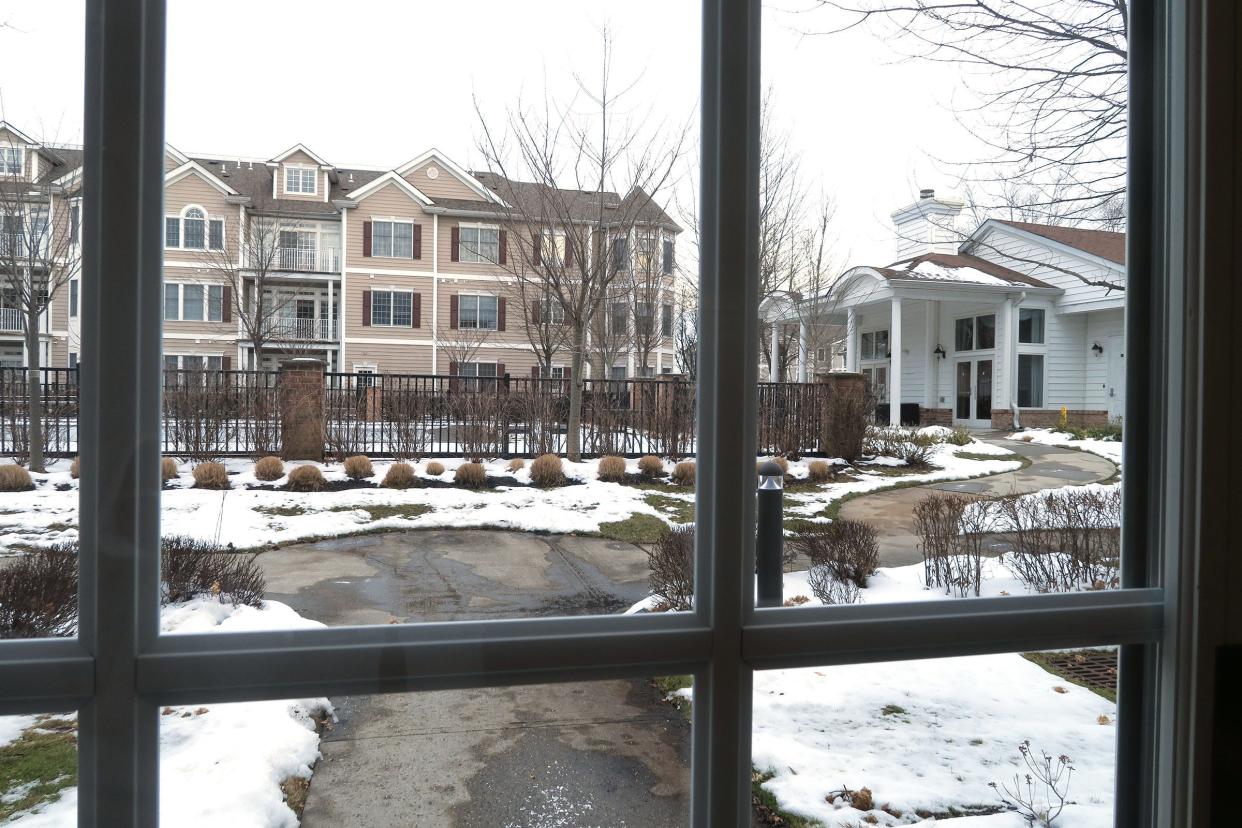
[279,358,325,461]
[818,371,867,462]
[365,386,383,422]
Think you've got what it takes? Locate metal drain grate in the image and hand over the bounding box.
[1044,650,1118,690]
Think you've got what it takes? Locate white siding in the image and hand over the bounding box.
[972,226,1125,311]
[1085,309,1125,409]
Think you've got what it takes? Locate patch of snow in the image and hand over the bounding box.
[1008,429,1122,466]
[904,260,1015,286]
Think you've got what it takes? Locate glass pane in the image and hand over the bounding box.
[0,712,78,822]
[976,358,992,421]
[752,650,1118,827]
[956,361,972,420]
[955,318,974,351]
[160,679,691,825]
[1019,308,1045,344]
[976,314,996,349]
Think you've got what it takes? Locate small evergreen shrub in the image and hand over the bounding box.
[454,462,486,487]
[191,462,230,490]
[343,455,374,480]
[382,462,416,489]
[506,458,526,473]
[253,456,284,482]
[597,455,627,482]
[529,454,564,487]
[807,459,832,483]
[671,460,696,487]
[637,455,665,477]
[287,464,326,492]
[425,461,445,476]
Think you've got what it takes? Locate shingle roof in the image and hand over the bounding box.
[994,220,1125,265]
[876,252,1055,289]
[471,172,680,231]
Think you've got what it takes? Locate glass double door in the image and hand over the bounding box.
[955,358,993,427]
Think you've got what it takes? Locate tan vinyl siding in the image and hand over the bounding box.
[402,161,485,201]
[164,173,235,266]
[164,152,182,173]
[345,342,433,374]
[343,182,430,267]
[433,278,530,347]
[436,218,511,276]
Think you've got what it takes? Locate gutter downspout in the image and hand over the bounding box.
[1010,291,1027,430]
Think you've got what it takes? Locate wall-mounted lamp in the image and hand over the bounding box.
[1091,342,1104,356]
[933,345,947,360]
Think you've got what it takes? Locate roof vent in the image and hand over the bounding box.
[919,188,935,200]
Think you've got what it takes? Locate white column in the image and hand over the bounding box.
[846,307,858,372]
[769,321,781,381]
[327,279,335,342]
[798,320,809,382]
[889,297,903,426]
[924,300,937,410]
[999,296,1015,411]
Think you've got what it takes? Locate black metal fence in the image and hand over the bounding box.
[0,368,833,459]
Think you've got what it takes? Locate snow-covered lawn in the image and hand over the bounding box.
[657,562,1118,827]
[1008,428,1122,466]
[2,601,331,827]
[0,437,1021,554]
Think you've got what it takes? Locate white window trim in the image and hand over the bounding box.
[1015,351,1048,410]
[1017,306,1047,345]
[953,313,998,353]
[165,204,224,251]
[859,328,890,362]
[458,293,499,330]
[371,217,415,259]
[0,145,23,177]
[369,288,415,327]
[164,282,224,323]
[283,164,318,195]
[458,222,500,264]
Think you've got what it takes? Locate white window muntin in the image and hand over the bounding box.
[164,204,224,250]
[459,223,499,263]
[0,146,22,176]
[283,164,318,195]
[163,282,225,322]
[372,219,414,258]
[370,289,413,327]
[459,294,498,330]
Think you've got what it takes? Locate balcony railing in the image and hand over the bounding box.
[268,246,340,273]
[268,317,337,341]
[0,308,21,332]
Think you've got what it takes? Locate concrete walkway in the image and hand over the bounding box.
[838,434,1118,566]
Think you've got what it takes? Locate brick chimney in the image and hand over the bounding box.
[889,188,965,261]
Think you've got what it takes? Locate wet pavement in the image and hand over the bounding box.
[260,530,692,827]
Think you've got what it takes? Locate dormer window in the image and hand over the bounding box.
[0,147,22,177]
[284,166,317,195]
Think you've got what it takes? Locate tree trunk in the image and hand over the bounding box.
[24,313,45,472]
[567,325,586,461]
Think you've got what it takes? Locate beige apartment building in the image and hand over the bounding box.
[0,122,680,380]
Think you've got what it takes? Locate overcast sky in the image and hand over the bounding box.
[0,0,991,265]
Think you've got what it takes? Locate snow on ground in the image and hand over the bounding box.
[1008,428,1122,466]
[656,562,1117,827]
[4,599,331,828]
[0,440,1020,553]
[964,481,1122,532]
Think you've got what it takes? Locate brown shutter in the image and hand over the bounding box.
[530,302,541,324]
[363,221,373,257]
[497,297,506,331]
[411,292,421,328]
[449,294,458,329]
[450,226,459,261]
[531,366,540,378]
[498,230,507,264]
[532,233,542,265]
[563,366,571,380]
[221,285,232,323]
[362,290,372,326]
[497,362,505,379]
[221,355,231,371]
[412,224,422,259]
[448,361,460,392]
[564,238,573,268]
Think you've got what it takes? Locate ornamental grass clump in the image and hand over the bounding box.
[0,464,32,492]
[70,457,80,479]
[507,458,526,473]
[343,455,374,480]
[454,462,486,488]
[637,455,664,477]
[597,455,626,482]
[382,462,416,489]
[671,460,696,487]
[529,453,564,487]
[253,456,284,482]
[161,457,180,483]
[286,464,326,492]
[757,457,789,476]
[191,462,229,490]
[807,459,832,483]
[425,461,445,476]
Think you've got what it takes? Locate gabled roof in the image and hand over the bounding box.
[343,170,433,206]
[165,160,240,197]
[395,148,507,205]
[471,173,680,231]
[0,121,68,169]
[165,145,190,166]
[875,252,1055,289]
[268,143,331,167]
[992,219,1125,265]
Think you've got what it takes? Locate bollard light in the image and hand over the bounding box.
[756,459,785,608]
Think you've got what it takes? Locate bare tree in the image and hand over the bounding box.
[794,196,847,376]
[0,141,79,471]
[672,276,698,381]
[589,287,633,381]
[812,0,1128,223]
[435,324,494,379]
[627,229,670,376]
[511,272,571,377]
[474,31,687,460]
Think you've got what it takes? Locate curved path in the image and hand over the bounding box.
[838,434,1118,566]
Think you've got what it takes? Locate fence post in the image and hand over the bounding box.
[279,358,325,461]
[818,371,868,461]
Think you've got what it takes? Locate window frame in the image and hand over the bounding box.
[0,4,1206,827]
[1016,352,1045,408]
[458,293,498,330]
[283,164,318,195]
[164,204,224,251]
[371,218,414,259]
[369,288,414,327]
[0,145,22,176]
[458,222,500,263]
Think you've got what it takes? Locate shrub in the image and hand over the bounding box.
[70,457,80,479]
[530,453,564,487]
[989,741,1074,828]
[343,455,374,480]
[947,427,973,446]
[807,459,832,483]
[286,464,326,492]
[648,525,695,611]
[382,462,416,489]
[912,492,984,597]
[454,462,486,488]
[191,462,230,490]
[0,464,32,492]
[637,455,665,477]
[807,563,861,605]
[161,457,180,483]
[506,458,526,473]
[0,544,78,638]
[671,460,696,487]
[823,387,870,462]
[425,461,445,476]
[757,457,789,476]
[866,427,938,467]
[998,486,1121,593]
[789,520,879,588]
[253,456,284,482]
[161,536,265,608]
[597,455,627,482]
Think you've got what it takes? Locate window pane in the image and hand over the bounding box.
[1019,308,1045,344]
[861,331,874,360]
[165,217,180,248]
[1018,353,1044,407]
[207,285,223,322]
[371,290,392,326]
[208,219,224,250]
[976,314,996,349]
[373,221,392,257]
[182,284,204,321]
[392,222,413,258]
[164,284,180,320]
[392,292,412,326]
[184,217,205,249]
[955,317,973,351]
